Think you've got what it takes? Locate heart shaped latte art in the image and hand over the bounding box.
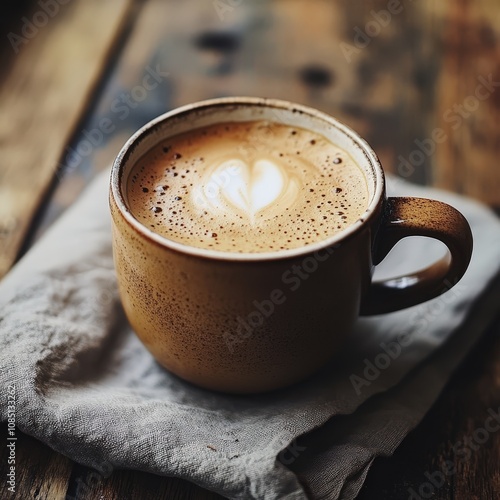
[196,157,299,221]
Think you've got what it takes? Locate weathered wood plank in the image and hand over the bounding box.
[67,464,225,500]
[434,0,500,205]
[0,0,135,278]
[33,0,174,240]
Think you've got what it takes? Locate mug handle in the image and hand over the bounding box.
[360,197,473,315]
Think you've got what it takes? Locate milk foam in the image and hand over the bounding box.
[195,156,302,222]
[127,121,369,253]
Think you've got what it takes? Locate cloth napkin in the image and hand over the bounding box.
[1,171,499,500]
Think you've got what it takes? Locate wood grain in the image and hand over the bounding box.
[435,0,500,205]
[0,0,135,278]
[33,0,175,240]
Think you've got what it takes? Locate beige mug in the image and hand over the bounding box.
[110,97,473,394]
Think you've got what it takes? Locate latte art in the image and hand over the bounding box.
[195,156,303,222]
[127,121,369,252]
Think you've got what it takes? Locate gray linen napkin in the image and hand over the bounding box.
[1,171,499,500]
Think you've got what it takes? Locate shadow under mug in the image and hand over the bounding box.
[110,97,473,394]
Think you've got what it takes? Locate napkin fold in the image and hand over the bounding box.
[1,171,499,500]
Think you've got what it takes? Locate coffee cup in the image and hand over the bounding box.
[110,97,473,393]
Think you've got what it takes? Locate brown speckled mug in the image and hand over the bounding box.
[110,97,473,394]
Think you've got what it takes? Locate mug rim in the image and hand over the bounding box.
[110,96,385,262]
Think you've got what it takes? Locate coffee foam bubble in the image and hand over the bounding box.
[127,120,369,253]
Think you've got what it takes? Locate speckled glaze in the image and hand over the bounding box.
[110,97,473,394]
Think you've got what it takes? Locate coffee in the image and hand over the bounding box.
[126,120,368,253]
[113,98,473,393]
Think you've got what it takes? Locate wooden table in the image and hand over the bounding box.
[1,0,500,498]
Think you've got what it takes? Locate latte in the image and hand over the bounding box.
[126,120,368,252]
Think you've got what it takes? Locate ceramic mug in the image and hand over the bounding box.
[109,97,473,394]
